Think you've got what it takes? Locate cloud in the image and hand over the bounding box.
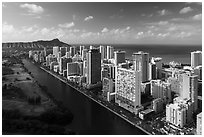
[84,16,93,21]
[192,14,202,20]
[20,3,44,14]
[41,28,50,35]
[126,26,130,30]
[158,21,169,25]
[157,33,170,38]
[158,9,171,16]
[101,27,109,33]
[22,25,38,32]
[81,32,98,38]
[147,21,169,26]
[58,22,75,28]
[141,13,153,17]
[170,18,185,22]
[138,32,144,36]
[179,7,193,14]
[2,22,15,33]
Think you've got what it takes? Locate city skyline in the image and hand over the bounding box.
[2,2,202,45]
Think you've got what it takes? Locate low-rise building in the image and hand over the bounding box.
[53,65,59,73]
[139,109,154,120]
[152,98,164,113]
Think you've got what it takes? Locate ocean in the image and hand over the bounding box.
[84,44,202,64]
[113,45,202,64]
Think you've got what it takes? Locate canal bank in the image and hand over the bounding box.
[22,59,148,135]
[40,66,151,135]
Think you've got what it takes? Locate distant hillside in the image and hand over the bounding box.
[2,38,71,50]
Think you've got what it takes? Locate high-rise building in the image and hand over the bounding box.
[132,51,149,82]
[99,45,105,60]
[179,73,198,112]
[29,50,33,58]
[141,81,151,95]
[83,60,88,77]
[196,112,202,135]
[39,51,45,63]
[103,63,116,79]
[115,67,141,114]
[65,52,71,58]
[70,46,76,57]
[79,45,85,56]
[86,49,101,85]
[149,63,157,80]
[67,62,80,76]
[77,62,83,76]
[151,80,171,103]
[46,54,57,67]
[43,47,47,57]
[167,77,180,94]
[114,51,126,65]
[102,78,114,101]
[59,57,72,74]
[101,68,109,80]
[107,46,114,59]
[57,52,61,63]
[193,66,202,80]
[82,49,88,61]
[191,51,202,68]
[151,57,162,79]
[53,46,59,57]
[60,47,67,56]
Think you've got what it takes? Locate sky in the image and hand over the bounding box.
[2,2,202,45]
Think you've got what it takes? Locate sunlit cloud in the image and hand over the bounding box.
[192,13,202,21]
[58,22,75,28]
[101,27,109,33]
[179,7,193,14]
[84,16,93,21]
[158,9,171,16]
[20,3,44,14]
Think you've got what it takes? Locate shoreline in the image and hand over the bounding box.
[39,66,151,135]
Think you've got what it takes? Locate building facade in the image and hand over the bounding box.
[53,46,59,57]
[196,112,202,135]
[115,67,141,114]
[114,51,126,65]
[132,51,149,82]
[191,51,202,68]
[86,49,101,85]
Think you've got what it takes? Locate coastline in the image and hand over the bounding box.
[39,65,151,135]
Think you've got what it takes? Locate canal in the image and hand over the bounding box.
[22,59,146,135]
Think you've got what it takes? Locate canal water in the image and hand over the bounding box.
[22,59,146,135]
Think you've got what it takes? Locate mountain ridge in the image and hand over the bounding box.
[2,38,71,49]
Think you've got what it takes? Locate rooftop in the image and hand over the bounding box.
[140,108,154,115]
[191,51,202,53]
